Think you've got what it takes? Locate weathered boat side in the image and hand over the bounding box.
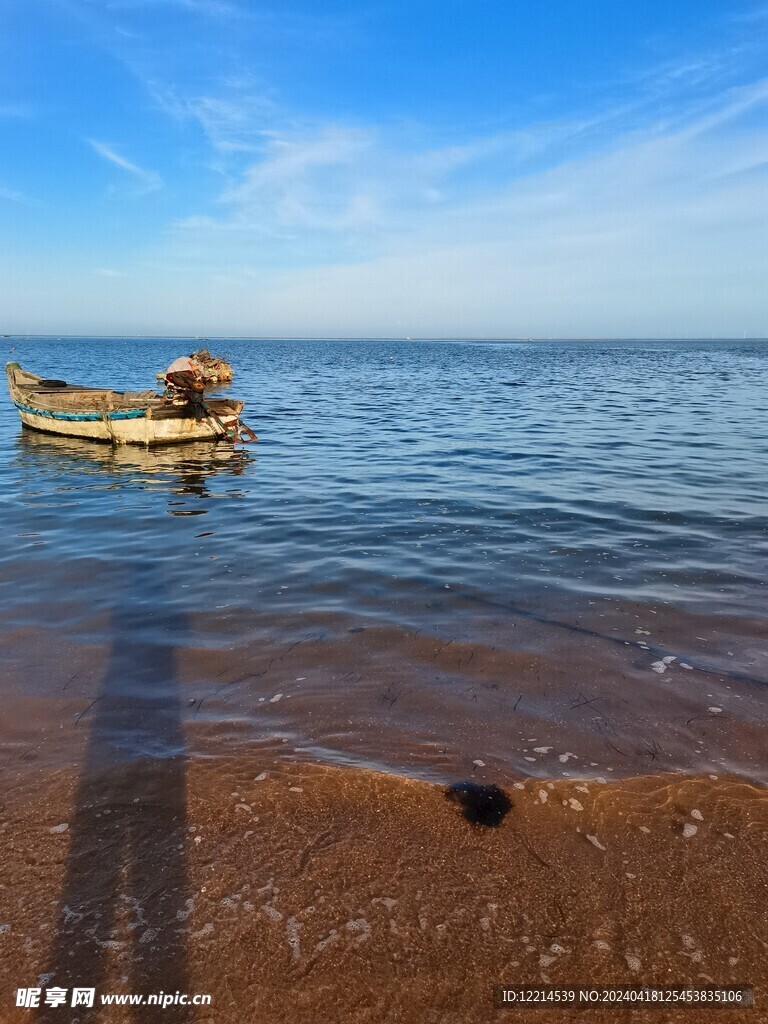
[6,362,246,446]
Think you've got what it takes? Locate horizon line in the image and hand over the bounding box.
[4,335,768,342]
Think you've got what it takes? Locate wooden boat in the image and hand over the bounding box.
[6,362,248,446]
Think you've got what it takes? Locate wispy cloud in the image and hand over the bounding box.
[170,114,613,258]
[142,67,768,337]
[8,0,768,336]
[0,101,37,119]
[218,127,381,231]
[147,79,279,153]
[0,184,35,204]
[176,0,240,14]
[678,76,768,138]
[88,139,163,193]
[64,0,368,158]
[730,1,768,23]
[168,65,768,239]
[104,0,240,15]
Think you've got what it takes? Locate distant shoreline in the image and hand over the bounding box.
[4,335,767,342]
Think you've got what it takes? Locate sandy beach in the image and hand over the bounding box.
[1,761,766,1023]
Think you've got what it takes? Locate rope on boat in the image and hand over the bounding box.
[13,400,146,422]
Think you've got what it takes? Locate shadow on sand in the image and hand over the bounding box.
[39,560,192,1021]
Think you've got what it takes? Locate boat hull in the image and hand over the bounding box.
[16,405,237,445]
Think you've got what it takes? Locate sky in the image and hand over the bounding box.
[2,0,768,337]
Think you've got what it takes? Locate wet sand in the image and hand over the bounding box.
[1,762,766,1023]
[2,588,765,1021]
[2,596,766,787]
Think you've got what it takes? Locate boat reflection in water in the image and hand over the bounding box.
[14,427,252,502]
[15,431,253,1021]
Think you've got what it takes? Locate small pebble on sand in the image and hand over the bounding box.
[586,834,606,851]
[49,823,69,834]
[682,824,698,838]
[690,809,704,821]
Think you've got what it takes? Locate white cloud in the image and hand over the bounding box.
[177,0,239,15]
[169,115,612,260]
[106,74,768,336]
[0,184,33,204]
[7,3,768,336]
[147,81,279,153]
[0,102,37,119]
[105,0,240,15]
[164,75,768,262]
[16,103,767,338]
[88,139,163,193]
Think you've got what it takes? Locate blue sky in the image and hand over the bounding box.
[2,0,768,336]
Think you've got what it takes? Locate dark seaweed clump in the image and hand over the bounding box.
[445,782,512,828]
